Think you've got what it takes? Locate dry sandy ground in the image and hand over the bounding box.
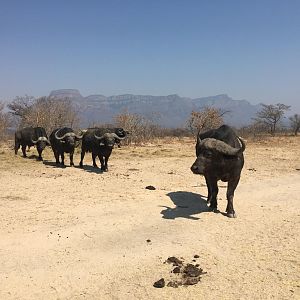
[0,136,299,300]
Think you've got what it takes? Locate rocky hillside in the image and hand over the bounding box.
[49,89,261,128]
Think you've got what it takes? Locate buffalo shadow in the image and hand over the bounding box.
[75,164,104,174]
[161,191,209,220]
[42,160,67,168]
[26,154,43,161]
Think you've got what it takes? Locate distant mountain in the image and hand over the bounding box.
[49,89,261,128]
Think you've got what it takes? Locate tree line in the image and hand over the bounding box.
[0,95,299,143]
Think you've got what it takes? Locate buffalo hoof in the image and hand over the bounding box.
[209,206,219,214]
[38,157,43,161]
[209,204,217,210]
[79,163,83,168]
[227,212,237,218]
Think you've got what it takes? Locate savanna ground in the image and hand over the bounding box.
[0,136,299,300]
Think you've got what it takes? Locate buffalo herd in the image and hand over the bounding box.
[14,124,245,218]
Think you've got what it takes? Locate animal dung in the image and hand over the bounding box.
[154,256,206,288]
[166,256,183,266]
[153,278,165,288]
[145,185,156,190]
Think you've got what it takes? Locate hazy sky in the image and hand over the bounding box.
[1,0,299,111]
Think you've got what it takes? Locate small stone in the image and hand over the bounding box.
[146,185,156,190]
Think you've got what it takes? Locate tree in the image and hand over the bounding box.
[114,109,158,145]
[187,106,226,136]
[0,102,11,140]
[254,103,290,136]
[8,96,79,133]
[289,114,300,136]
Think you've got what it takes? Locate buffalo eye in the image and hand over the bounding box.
[203,150,213,158]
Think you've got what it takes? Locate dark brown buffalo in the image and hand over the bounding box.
[15,127,50,160]
[49,127,83,166]
[191,125,246,218]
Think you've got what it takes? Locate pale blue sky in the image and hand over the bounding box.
[0,0,299,111]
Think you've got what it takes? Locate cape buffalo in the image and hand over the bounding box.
[49,127,83,166]
[191,125,246,218]
[79,128,127,171]
[15,127,50,160]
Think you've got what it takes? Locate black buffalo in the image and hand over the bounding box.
[49,127,83,166]
[15,127,50,160]
[191,125,246,218]
[79,128,127,171]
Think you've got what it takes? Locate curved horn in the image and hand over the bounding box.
[31,137,38,144]
[200,138,245,156]
[31,136,48,144]
[237,137,246,153]
[55,129,73,140]
[94,133,106,140]
[74,133,83,139]
[111,133,126,140]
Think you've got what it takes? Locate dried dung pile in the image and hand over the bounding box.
[153,255,206,288]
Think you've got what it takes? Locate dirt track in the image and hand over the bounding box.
[0,137,299,299]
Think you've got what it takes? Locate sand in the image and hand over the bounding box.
[0,136,299,299]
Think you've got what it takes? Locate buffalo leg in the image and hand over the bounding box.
[98,155,105,171]
[70,152,74,166]
[92,153,98,168]
[226,177,240,218]
[61,153,65,166]
[103,156,109,171]
[14,142,20,155]
[53,150,60,165]
[37,149,43,161]
[21,145,27,157]
[79,150,85,167]
[208,179,218,211]
[205,176,212,203]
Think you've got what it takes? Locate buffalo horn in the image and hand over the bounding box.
[74,133,83,139]
[110,133,126,140]
[94,133,106,140]
[55,129,76,140]
[31,136,49,144]
[200,138,246,156]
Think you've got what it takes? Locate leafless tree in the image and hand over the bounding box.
[8,95,79,133]
[114,109,159,144]
[187,106,226,137]
[254,103,290,136]
[0,103,11,141]
[289,114,300,136]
